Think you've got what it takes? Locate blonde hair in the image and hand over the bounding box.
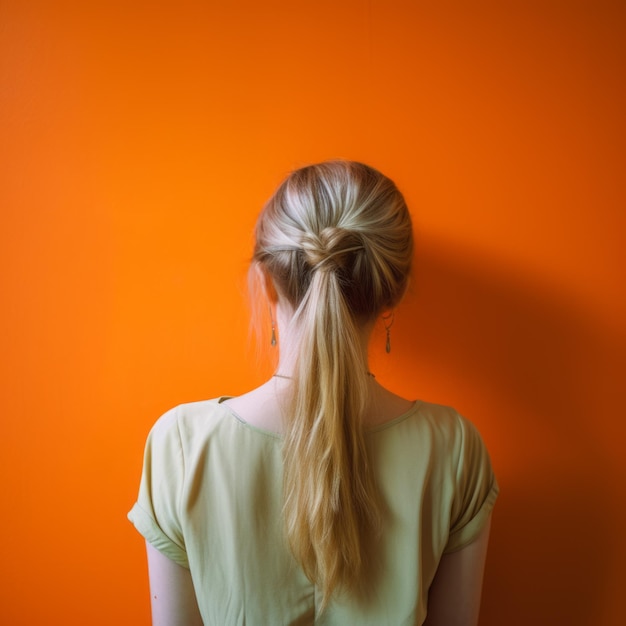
[253,160,413,608]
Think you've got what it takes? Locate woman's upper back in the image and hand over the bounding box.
[128,396,498,626]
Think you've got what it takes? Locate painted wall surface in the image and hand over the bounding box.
[1,1,624,624]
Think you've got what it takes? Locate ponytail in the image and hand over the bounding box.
[283,262,380,608]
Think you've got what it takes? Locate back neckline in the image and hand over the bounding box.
[216,396,422,439]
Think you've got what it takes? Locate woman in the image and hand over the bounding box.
[128,160,498,625]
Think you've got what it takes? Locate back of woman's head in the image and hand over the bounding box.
[254,160,413,319]
[252,160,413,609]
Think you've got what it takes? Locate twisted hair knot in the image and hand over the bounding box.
[300,227,364,273]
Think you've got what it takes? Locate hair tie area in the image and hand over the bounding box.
[300,227,364,273]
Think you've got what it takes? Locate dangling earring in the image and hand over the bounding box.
[383,311,394,354]
[270,306,277,347]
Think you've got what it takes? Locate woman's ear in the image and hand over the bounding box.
[255,263,279,303]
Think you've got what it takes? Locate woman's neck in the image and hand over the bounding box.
[273,307,374,378]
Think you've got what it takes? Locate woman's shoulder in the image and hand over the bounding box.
[146,397,234,442]
[365,383,471,436]
[412,401,494,472]
[413,400,471,429]
[376,398,485,451]
[374,398,463,430]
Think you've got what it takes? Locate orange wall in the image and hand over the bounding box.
[1,1,624,624]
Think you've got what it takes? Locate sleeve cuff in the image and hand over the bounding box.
[443,478,499,554]
[127,502,189,568]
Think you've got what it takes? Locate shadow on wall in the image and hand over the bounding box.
[391,237,623,626]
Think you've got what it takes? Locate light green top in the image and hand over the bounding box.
[128,397,498,625]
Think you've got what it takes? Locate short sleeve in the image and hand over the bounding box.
[444,415,499,553]
[127,406,189,568]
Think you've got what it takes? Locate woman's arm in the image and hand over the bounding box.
[146,541,204,626]
[422,514,493,626]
